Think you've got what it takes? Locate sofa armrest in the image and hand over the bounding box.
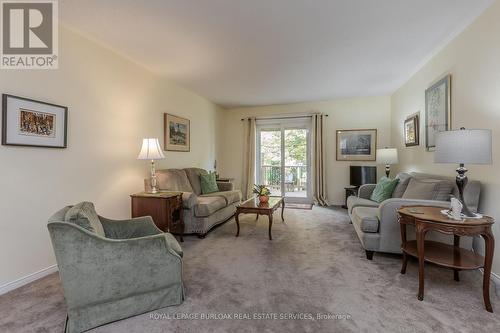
[182,192,197,209]
[99,215,162,239]
[358,184,376,199]
[217,181,234,191]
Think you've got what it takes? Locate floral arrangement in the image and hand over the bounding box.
[253,184,270,197]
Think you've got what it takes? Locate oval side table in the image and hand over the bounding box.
[398,205,495,312]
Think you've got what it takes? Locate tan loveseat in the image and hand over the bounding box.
[145,168,241,238]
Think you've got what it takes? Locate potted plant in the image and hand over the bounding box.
[253,184,271,203]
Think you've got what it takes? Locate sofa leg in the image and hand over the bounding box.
[365,250,374,260]
[197,233,207,239]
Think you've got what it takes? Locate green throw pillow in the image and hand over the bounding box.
[200,172,219,194]
[370,177,400,203]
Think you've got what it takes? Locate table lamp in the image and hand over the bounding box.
[435,128,492,217]
[376,148,399,177]
[137,138,165,193]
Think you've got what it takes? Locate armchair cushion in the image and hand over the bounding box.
[65,202,105,237]
[99,215,162,239]
[194,196,226,217]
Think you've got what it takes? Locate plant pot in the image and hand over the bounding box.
[259,195,269,203]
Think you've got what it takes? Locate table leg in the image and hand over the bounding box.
[416,223,427,301]
[482,229,495,313]
[281,200,285,222]
[400,222,408,274]
[401,253,408,275]
[255,213,259,220]
[235,212,240,237]
[268,212,273,240]
[453,235,460,282]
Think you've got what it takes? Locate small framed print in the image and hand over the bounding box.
[336,129,377,161]
[2,94,68,148]
[164,113,190,152]
[404,114,419,147]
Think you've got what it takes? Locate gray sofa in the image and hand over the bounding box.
[146,168,241,238]
[48,202,184,333]
[347,172,481,260]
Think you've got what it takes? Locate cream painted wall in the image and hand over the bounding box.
[0,27,221,286]
[218,96,391,205]
[391,1,500,274]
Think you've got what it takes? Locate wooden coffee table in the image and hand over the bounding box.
[235,196,285,240]
[398,205,495,312]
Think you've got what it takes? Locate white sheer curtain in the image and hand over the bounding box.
[311,114,328,206]
[242,117,256,199]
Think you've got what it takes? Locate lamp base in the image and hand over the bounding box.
[385,165,390,177]
[149,160,159,194]
[456,164,475,217]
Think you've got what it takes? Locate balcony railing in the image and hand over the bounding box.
[260,165,307,194]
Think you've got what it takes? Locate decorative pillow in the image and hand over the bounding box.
[392,173,412,198]
[200,172,219,194]
[432,181,455,201]
[402,178,453,201]
[370,177,400,203]
[64,201,105,236]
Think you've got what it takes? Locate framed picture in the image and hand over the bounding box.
[2,94,68,148]
[336,129,377,161]
[164,113,190,152]
[425,74,451,150]
[404,113,419,147]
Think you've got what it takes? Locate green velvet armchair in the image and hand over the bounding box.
[47,202,184,333]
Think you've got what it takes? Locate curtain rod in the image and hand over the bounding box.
[240,114,328,121]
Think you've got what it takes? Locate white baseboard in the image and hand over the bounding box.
[0,265,58,295]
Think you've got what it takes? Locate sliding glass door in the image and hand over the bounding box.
[256,119,311,203]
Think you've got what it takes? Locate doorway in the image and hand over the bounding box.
[256,118,312,204]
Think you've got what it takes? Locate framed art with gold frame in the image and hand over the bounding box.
[404,113,419,147]
[164,113,190,152]
[336,129,377,161]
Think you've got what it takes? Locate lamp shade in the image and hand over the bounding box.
[137,138,165,160]
[376,148,398,165]
[435,129,492,164]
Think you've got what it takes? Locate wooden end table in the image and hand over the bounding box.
[235,196,285,240]
[131,191,184,242]
[398,205,495,312]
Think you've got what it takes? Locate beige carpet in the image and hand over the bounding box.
[1,207,499,333]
